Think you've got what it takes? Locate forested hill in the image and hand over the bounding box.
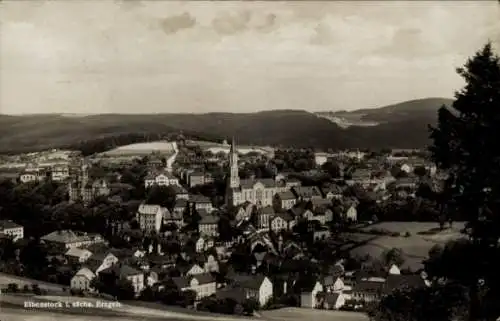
[0,97,453,154]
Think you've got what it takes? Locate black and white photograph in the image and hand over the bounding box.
[0,1,499,321]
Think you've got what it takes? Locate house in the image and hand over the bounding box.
[382,274,427,297]
[195,236,214,253]
[163,209,184,228]
[172,199,188,214]
[313,229,330,242]
[203,254,219,273]
[136,204,168,232]
[188,171,213,187]
[65,248,93,263]
[348,169,372,186]
[300,280,323,308]
[170,185,189,200]
[170,273,216,300]
[86,252,119,274]
[51,164,70,181]
[189,194,213,212]
[351,278,385,303]
[388,264,401,275]
[273,191,297,211]
[181,263,205,276]
[320,185,343,199]
[227,275,273,307]
[257,206,274,229]
[144,170,180,188]
[400,163,412,173]
[0,220,24,241]
[19,171,38,183]
[290,186,323,201]
[270,212,295,232]
[100,264,144,294]
[322,275,344,293]
[235,202,254,222]
[198,215,219,237]
[68,178,110,204]
[322,292,346,310]
[41,230,105,251]
[70,267,96,292]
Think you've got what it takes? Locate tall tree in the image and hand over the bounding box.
[428,43,500,320]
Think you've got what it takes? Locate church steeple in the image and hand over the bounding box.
[229,137,240,188]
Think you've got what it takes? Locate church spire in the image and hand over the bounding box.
[229,136,240,188]
[230,136,236,154]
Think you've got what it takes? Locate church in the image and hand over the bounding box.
[225,138,296,207]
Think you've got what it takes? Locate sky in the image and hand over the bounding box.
[1,1,499,115]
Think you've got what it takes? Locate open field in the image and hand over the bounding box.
[99,141,177,156]
[358,221,466,235]
[0,272,66,293]
[261,307,368,321]
[0,294,251,321]
[350,222,467,270]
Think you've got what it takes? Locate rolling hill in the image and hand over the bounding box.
[316,97,453,128]
[0,97,454,154]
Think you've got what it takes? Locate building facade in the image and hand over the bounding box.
[225,138,288,207]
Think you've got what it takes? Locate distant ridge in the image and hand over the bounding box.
[315,98,454,128]
[0,97,453,154]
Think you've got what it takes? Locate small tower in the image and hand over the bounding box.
[229,137,240,189]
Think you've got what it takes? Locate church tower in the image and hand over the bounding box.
[229,137,240,188]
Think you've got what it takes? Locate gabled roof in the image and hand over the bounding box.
[291,186,322,198]
[0,220,22,230]
[276,191,296,201]
[74,267,95,280]
[259,206,275,215]
[41,230,102,244]
[275,212,294,222]
[170,185,188,194]
[137,204,165,215]
[199,215,219,225]
[353,280,385,294]
[229,274,268,290]
[65,247,91,258]
[101,264,142,277]
[189,194,211,204]
[240,178,277,189]
[311,198,332,207]
[174,198,188,208]
[382,274,426,295]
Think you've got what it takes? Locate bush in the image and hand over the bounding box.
[32,284,42,295]
[404,231,411,237]
[391,232,400,237]
[23,284,30,292]
[7,283,19,293]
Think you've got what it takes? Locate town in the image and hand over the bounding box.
[0,135,455,317]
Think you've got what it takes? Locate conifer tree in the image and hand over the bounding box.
[428,42,500,320]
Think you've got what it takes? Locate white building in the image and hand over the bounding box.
[136,204,167,232]
[71,268,96,292]
[144,170,180,188]
[0,220,24,241]
[300,281,323,308]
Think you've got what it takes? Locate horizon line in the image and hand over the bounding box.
[0,96,454,117]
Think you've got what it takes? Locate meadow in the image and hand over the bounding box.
[349,222,466,270]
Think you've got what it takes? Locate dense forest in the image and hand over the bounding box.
[0,98,450,154]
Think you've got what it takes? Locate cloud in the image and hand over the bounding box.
[212,10,251,35]
[1,1,499,114]
[160,12,196,34]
